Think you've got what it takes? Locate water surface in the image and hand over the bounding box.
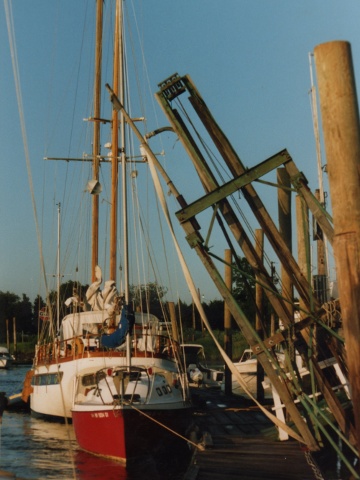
[0,366,192,479]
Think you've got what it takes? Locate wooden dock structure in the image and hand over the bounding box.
[186,388,322,480]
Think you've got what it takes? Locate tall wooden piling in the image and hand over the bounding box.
[277,168,293,311]
[296,195,310,320]
[13,317,17,358]
[315,40,360,451]
[224,249,233,395]
[168,301,179,343]
[255,230,265,401]
[6,319,9,351]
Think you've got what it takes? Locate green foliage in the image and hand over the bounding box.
[232,256,256,325]
[0,291,36,342]
[0,266,261,359]
[1,334,37,362]
[202,299,225,330]
[33,295,46,325]
[47,280,89,321]
[182,329,249,364]
[173,300,193,329]
[130,282,168,319]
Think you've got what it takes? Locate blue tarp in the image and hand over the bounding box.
[100,305,135,348]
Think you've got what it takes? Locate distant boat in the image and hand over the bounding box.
[222,348,348,405]
[0,347,14,369]
[221,348,266,398]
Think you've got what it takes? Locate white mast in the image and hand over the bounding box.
[117,0,131,364]
[309,53,325,204]
[91,0,103,281]
[119,0,129,305]
[118,0,131,367]
[56,202,61,332]
[309,52,330,297]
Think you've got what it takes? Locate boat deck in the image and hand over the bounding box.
[186,387,321,480]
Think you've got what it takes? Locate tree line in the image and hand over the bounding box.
[0,257,261,343]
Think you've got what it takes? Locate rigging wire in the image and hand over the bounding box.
[171,93,348,401]
[173,95,327,327]
[4,1,77,478]
[175,96,277,270]
[118,1,182,311]
[4,0,52,318]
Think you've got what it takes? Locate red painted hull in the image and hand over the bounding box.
[72,406,191,464]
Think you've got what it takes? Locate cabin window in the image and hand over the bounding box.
[82,373,97,387]
[32,372,63,386]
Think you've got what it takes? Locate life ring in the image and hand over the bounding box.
[71,337,84,356]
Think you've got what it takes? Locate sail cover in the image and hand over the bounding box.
[100,305,135,348]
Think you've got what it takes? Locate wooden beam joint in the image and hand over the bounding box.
[289,171,309,190]
[252,331,285,354]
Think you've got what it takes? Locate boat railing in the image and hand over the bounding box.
[35,328,180,364]
[74,366,149,406]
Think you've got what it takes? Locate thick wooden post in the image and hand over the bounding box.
[224,249,233,395]
[315,40,360,450]
[6,319,9,351]
[314,189,328,304]
[296,195,310,321]
[168,301,179,343]
[255,230,264,402]
[109,0,120,283]
[13,317,17,358]
[91,0,103,280]
[277,168,294,320]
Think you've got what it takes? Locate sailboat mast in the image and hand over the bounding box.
[110,1,120,282]
[119,0,129,304]
[56,202,61,332]
[309,52,330,298]
[117,0,131,367]
[309,53,325,204]
[91,0,103,281]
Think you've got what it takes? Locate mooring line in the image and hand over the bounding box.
[124,401,205,451]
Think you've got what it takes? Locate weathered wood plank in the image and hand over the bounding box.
[187,388,319,480]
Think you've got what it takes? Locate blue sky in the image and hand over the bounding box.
[1,1,360,305]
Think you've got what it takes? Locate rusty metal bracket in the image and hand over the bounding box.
[251,332,285,355]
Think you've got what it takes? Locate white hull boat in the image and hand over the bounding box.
[0,347,14,369]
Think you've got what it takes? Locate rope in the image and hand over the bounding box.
[107,89,309,446]
[4,4,78,478]
[303,448,325,480]
[4,0,54,331]
[144,144,308,445]
[124,401,205,451]
[175,97,276,272]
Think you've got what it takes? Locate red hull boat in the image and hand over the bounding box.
[72,365,192,464]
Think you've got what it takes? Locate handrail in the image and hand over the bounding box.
[35,331,179,365]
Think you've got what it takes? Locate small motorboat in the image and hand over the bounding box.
[181,344,224,387]
[221,348,268,398]
[0,347,14,369]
